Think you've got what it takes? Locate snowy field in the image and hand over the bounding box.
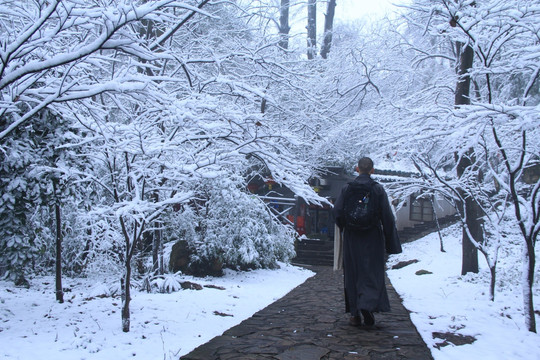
[387,224,540,360]
[0,264,314,359]
[1,224,539,360]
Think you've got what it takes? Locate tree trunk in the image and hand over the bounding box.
[151,191,163,275]
[119,213,145,332]
[52,179,64,303]
[455,42,480,275]
[455,43,474,105]
[121,231,133,333]
[121,268,131,332]
[278,0,290,50]
[458,193,481,275]
[119,216,134,332]
[159,227,164,275]
[153,222,163,274]
[320,0,336,59]
[307,0,317,59]
[430,195,445,253]
[489,262,496,302]
[524,239,537,332]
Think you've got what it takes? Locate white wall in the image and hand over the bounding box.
[393,195,456,231]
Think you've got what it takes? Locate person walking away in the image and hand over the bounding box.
[333,157,402,327]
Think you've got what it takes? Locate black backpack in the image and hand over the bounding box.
[343,181,379,230]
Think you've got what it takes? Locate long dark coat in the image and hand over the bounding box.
[333,174,402,315]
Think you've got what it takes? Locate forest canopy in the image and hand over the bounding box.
[0,0,538,333]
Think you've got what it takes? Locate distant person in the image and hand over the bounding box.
[333,157,402,327]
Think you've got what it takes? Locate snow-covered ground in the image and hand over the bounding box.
[0,264,314,359]
[0,224,539,360]
[387,224,540,360]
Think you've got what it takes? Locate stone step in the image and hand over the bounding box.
[296,239,333,246]
[293,242,334,266]
[296,243,333,252]
[293,254,333,266]
[295,248,334,257]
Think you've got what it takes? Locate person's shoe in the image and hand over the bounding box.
[361,310,375,326]
[348,315,361,326]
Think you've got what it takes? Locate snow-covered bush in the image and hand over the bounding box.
[0,134,49,284]
[153,273,183,294]
[173,176,296,273]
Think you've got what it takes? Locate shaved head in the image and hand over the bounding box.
[357,157,374,174]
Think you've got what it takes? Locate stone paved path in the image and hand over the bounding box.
[181,265,433,360]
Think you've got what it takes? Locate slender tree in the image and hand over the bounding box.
[454,40,481,275]
[307,0,317,59]
[320,0,336,59]
[52,178,64,303]
[278,0,291,50]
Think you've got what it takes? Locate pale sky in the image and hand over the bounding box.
[287,0,407,47]
[335,0,401,23]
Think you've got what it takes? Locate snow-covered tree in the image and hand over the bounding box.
[1,0,326,333]
[0,0,216,142]
[0,119,48,285]
[402,0,539,333]
[344,0,540,332]
[300,0,539,332]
